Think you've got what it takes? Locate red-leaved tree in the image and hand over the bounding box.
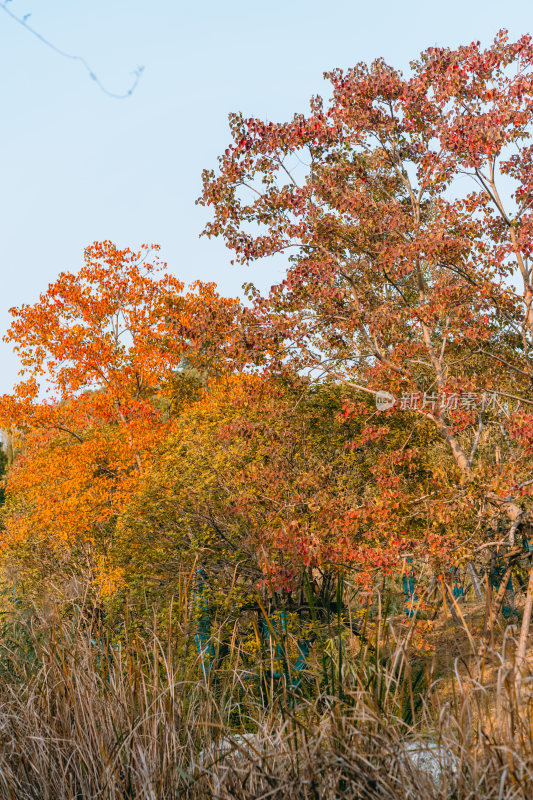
[201,32,533,660]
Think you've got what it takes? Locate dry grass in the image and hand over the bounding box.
[0,596,530,799]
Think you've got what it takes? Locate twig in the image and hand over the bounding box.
[0,3,144,99]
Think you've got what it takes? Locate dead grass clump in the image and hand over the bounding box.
[0,603,530,798]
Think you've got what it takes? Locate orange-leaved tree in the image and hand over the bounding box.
[0,241,238,594]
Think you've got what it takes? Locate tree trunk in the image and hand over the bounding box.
[515,564,533,698]
[1,430,13,466]
[492,563,514,617]
[468,562,484,601]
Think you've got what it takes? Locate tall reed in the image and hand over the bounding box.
[0,586,530,798]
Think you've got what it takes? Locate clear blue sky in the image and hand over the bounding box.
[0,0,531,392]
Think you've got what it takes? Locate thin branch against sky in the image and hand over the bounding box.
[0,1,144,98]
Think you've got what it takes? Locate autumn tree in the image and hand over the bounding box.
[0,241,238,594]
[201,31,533,551]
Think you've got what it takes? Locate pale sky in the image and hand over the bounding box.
[1,0,531,392]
